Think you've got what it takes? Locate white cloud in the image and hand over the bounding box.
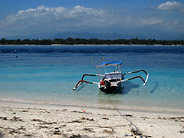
[0,5,131,36]
[0,6,111,33]
[157,1,184,12]
[0,5,183,38]
[1,6,163,28]
[135,18,163,25]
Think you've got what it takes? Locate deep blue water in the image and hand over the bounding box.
[0,45,184,109]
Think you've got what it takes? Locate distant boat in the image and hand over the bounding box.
[73,61,149,93]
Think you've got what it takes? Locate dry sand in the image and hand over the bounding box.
[0,101,184,138]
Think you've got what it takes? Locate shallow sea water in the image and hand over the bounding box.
[0,45,184,110]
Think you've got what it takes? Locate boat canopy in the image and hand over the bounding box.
[99,61,122,66]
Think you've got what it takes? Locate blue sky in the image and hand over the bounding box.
[0,0,184,39]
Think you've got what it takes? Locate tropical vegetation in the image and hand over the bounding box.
[0,38,184,45]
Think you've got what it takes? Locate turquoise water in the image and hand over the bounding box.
[0,45,184,110]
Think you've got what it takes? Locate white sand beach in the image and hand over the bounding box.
[0,101,184,138]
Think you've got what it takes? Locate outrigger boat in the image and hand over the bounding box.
[73,61,149,93]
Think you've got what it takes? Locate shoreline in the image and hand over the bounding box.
[0,100,184,137]
[1,99,184,115]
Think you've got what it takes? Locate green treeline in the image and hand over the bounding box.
[0,37,184,45]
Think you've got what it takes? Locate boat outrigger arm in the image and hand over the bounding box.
[122,69,149,86]
[73,70,149,91]
[73,74,99,90]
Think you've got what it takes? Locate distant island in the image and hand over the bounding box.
[0,37,184,45]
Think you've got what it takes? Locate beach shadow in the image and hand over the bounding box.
[118,81,140,95]
[98,81,139,95]
[150,82,159,93]
[97,81,140,105]
[0,132,4,138]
